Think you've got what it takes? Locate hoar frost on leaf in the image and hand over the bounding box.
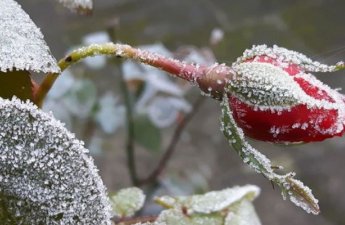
[0,97,111,224]
[154,185,261,225]
[56,0,93,13]
[0,0,59,73]
[111,187,146,218]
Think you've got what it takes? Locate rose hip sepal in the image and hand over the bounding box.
[228,45,345,144]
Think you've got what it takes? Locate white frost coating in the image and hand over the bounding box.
[224,200,261,225]
[111,187,146,218]
[57,0,93,12]
[155,186,261,225]
[0,0,60,73]
[235,44,343,73]
[0,97,111,224]
[177,185,260,214]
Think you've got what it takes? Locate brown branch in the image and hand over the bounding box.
[138,96,205,186]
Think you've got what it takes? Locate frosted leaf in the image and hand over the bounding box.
[235,44,343,73]
[0,97,111,224]
[284,177,320,215]
[155,186,261,225]
[224,200,261,225]
[156,208,223,225]
[111,187,146,218]
[220,95,320,214]
[156,185,260,214]
[56,0,93,13]
[0,0,59,73]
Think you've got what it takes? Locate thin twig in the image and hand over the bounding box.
[120,70,139,186]
[138,95,205,186]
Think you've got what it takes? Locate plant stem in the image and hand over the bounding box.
[34,43,233,106]
[119,67,139,186]
[138,96,205,186]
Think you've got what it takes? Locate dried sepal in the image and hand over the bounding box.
[111,187,146,218]
[220,95,319,214]
[0,97,111,224]
[0,0,59,73]
[56,0,93,14]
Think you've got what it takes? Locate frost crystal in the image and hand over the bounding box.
[56,0,93,13]
[0,97,111,224]
[0,0,59,73]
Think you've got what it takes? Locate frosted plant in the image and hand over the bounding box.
[0,97,111,224]
[154,185,261,225]
[36,42,345,215]
[56,0,93,14]
[0,0,59,73]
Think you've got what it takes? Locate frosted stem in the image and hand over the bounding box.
[34,43,234,106]
[220,95,320,215]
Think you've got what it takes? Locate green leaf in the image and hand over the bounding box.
[134,115,161,152]
[110,187,146,218]
[0,71,34,101]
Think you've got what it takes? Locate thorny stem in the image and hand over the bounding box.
[138,96,205,186]
[34,43,234,106]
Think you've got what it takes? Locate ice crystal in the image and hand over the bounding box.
[56,0,93,13]
[0,0,59,73]
[235,45,343,73]
[111,187,146,218]
[0,97,111,224]
[220,95,320,214]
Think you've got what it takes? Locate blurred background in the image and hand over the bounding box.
[22,0,345,224]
